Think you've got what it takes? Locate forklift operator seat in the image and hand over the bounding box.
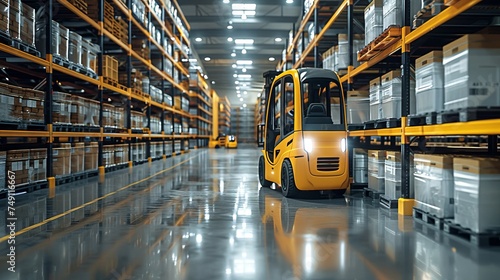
[304,103,333,125]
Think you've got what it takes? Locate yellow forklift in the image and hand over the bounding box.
[258,68,349,198]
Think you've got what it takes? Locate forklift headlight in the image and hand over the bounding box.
[341,138,346,153]
[304,138,313,153]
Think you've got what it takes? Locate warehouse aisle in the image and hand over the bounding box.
[1,146,500,279]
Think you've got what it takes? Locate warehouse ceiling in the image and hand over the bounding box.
[179,0,302,107]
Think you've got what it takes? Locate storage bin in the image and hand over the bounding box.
[443,34,500,110]
[347,91,369,124]
[453,157,500,233]
[369,77,381,120]
[364,0,383,45]
[353,148,368,184]
[383,0,422,30]
[414,154,454,219]
[416,51,444,114]
[384,151,401,200]
[368,150,386,193]
[69,31,82,66]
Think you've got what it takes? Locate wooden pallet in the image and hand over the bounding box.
[67,0,88,14]
[379,195,398,209]
[358,26,402,62]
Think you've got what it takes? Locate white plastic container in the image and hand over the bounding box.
[353,148,368,184]
[414,154,454,219]
[384,151,401,200]
[368,150,386,193]
[453,157,500,233]
[347,91,370,124]
[443,34,500,110]
[365,0,383,45]
[383,0,423,30]
[416,51,444,114]
[369,77,381,120]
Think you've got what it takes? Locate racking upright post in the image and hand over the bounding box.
[313,6,319,68]
[399,0,414,215]
[160,8,166,160]
[45,0,55,191]
[291,23,296,66]
[146,6,152,162]
[170,25,176,155]
[346,0,354,179]
[98,0,105,177]
[127,0,135,165]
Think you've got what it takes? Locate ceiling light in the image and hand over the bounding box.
[229,21,233,24]
[275,37,282,42]
[242,68,247,73]
[269,57,275,61]
[241,49,247,54]
[235,81,239,84]
[236,60,252,65]
[227,25,233,30]
[241,14,247,20]
[231,52,236,57]
[243,104,247,108]
[234,39,254,45]
[232,64,237,68]
[233,11,255,16]
[236,86,240,90]
[211,81,215,84]
[244,91,248,95]
[204,57,211,61]
[204,74,208,79]
[232,4,256,10]
[236,90,240,93]
[233,74,238,78]
[286,0,293,3]
[237,94,241,97]
[258,93,261,97]
[195,37,202,42]
[227,37,233,42]
[238,74,251,79]
[223,0,230,3]
[239,98,243,101]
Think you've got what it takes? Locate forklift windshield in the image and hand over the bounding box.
[302,79,345,131]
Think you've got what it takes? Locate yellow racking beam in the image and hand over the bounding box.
[0,130,49,138]
[348,127,402,137]
[57,0,101,31]
[112,0,129,16]
[294,0,348,68]
[288,0,319,55]
[405,119,500,136]
[0,44,48,67]
[53,64,100,86]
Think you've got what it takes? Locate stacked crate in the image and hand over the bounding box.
[9,0,20,40]
[369,77,381,121]
[53,144,71,178]
[103,55,119,82]
[81,38,100,74]
[53,92,71,125]
[114,144,129,165]
[380,70,416,119]
[67,0,87,14]
[384,151,401,200]
[102,145,115,167]
[0,83,44,123]
[85,99,100,127]
[20,2,35,46]
[84,142,98,171]
[132,39,150,60]
[131,142,146,163]
[132,0,146,26]
[368,150,386,193]
[443,34,500,110]
[69,31,82,66]
[88,0,114,31]
[131,111,145,130]
[36,21,70,61]
[382,0,422,30]
[6,149,47,185]
[415,51,444,114]
[102,103,114,127]
[149,85,162,103]
[150,116,161,134]
[0,0,8,33]
[71,143,85,173]
[347,91,369,124]
[114,16,128,45]
[453,157,500,233]
[364,0,383,45]
[70,95,86,125]
[414,154,454,219]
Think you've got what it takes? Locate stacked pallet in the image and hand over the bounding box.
[114,16,128,45]
[0,83,44,123]
[6,149,47,185]
[53,92,72,125]
[53,144,71,178]
[88,0,114,31]
[84,142,98,171]
[67,0,88,14]
[102,55,119,84]
[20,2,35,46]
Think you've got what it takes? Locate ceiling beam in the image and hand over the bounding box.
[185,15,299,24]
[191,43,285,50]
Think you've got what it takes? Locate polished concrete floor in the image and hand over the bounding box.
[1,146,500,279]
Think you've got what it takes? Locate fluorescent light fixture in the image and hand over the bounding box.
[238,74,251,79]
[181,58,188,62]
[227,37,233,42]
[243,104,247,108]
[232,64,237,68]
[236,86,240,90]
[235,81,239,84]
[235,39,254,45]
[275,37,282,42]
[195,37,202,42]
[286,0,293,3]
[269,57,275,61]
[231,52,236,57]
[241,49,247,54]
[236,60,253,65]
[232,10,255,16]
[232,3,256,10]
[236,91,240,93]
[227,25,233,30]
[239,98,243,101]
[204,57,211,61]
[242,68,247,73]
[189,58,197,62]
[223,0,230,3]
[233,74,238,78]
[237,94,241,97]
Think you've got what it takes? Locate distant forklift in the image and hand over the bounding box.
[258,68,349,198]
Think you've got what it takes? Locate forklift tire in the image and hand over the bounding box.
[259,156,273,188]
[281,159,300,198]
